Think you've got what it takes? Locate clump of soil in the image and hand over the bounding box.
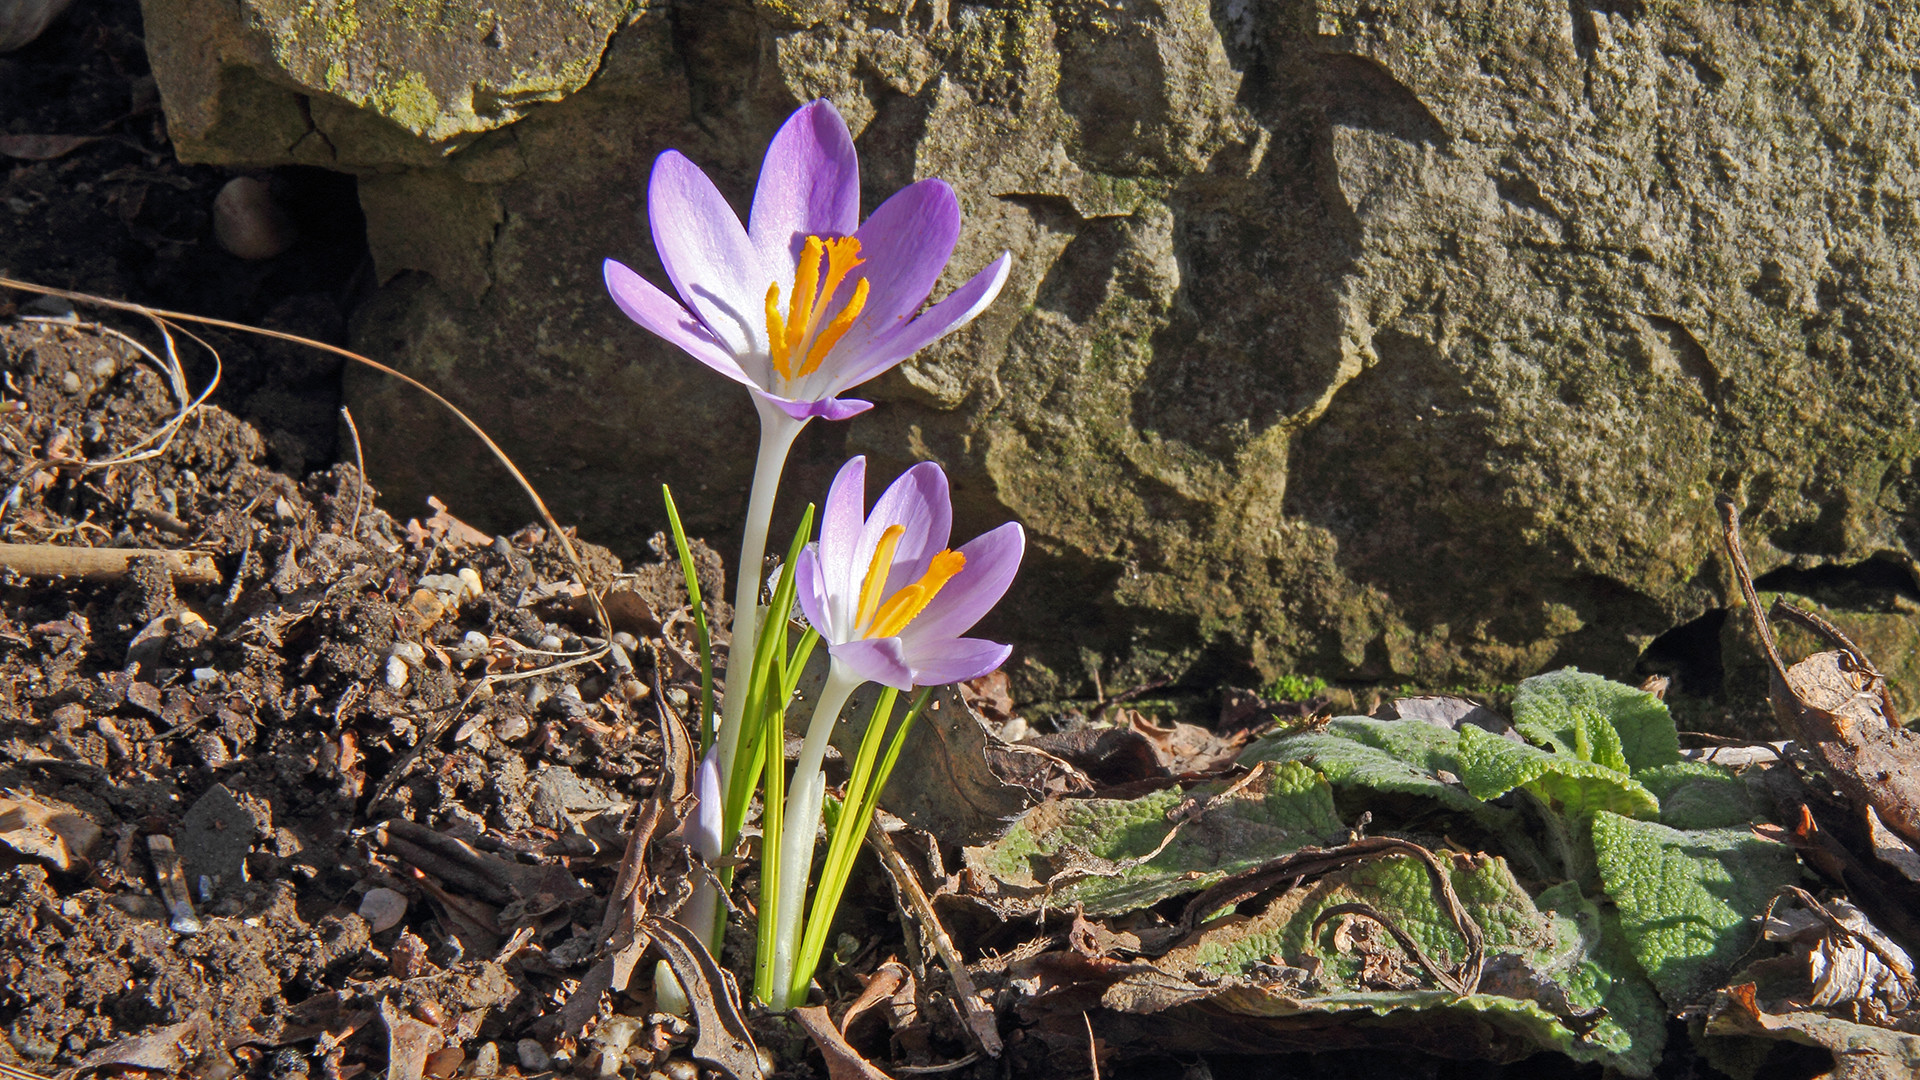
[0,316,711,1074]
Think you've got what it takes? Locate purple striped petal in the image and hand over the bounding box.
[648,150,769,357]
[899,521,1023,646]
[818,457,868,631]
[835,253,1012,391]
[749,100,861,268]
[827,179,961,361]
[855,462,951,599]
[830,636,915,691]
[901,636,1012,687]
[604,259,754,387]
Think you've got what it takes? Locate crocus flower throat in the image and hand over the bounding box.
[766,236,869,381]
[856,525,966,640]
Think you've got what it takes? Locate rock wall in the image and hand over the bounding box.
[141,0,1920,697]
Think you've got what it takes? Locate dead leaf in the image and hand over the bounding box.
[0,134,96,160]
[380,999,441,1080]
[0,790,99,871]
[70,1014,209,1075]
[1708,982,1920,1080]
[642,916,764,1080]
[405,496,492,549]
[794,1006,894,1080]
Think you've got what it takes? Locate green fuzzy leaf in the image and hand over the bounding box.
[1458,723,1659,820]
[962,760,1346,915]
[1106,855,1666,1076]
[1591,811,1801,1007]
[1241,717,1484,815]
[1637,761,1767,830]
[1512,668,1680,775]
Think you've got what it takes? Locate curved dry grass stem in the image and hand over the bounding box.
[0,275,613,638]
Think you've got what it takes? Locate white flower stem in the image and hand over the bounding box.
[769,657,862,1009]
[713,408,804,793]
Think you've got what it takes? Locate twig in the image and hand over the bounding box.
[866,819,1003,1058]
[0,542,220,585]
[340,405,366,539]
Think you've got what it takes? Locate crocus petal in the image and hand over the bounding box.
[752,387,873,421]
[828,179,961,360]
[748,100,860,267]
[901,636,1012,687]
[898,522,1024,646]
[604,259,756,387]
[818,457,868,631]
[648,150,770,356]
[829,636,916,691]
[834,252,1012,391]
[793,544,835,639]
[855,462,952,598]
[693,748,724,860]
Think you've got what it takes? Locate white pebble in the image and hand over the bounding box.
[470,1044,500,1076]
[453,630,490,665]
[536,634,564,652]
[517,1039,551,1072]
[385,654,410,690]
[1000,717,1029,743]
[390,641,426,666]
[60,370,80,394]
[457,566,483,601]
[357,887,407,933]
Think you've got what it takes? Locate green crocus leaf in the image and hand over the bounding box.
[1512,668,1680,775]
[1591,811,1801,1007]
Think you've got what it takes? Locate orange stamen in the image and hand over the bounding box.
[764,235,869,383]
[865,550,966,639]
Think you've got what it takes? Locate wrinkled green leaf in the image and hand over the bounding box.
[962,760,1346,915]
[1591,812,1800,1007]
[1105,856,1665,1076]
[1512,668,1680,775]
[1241,717,1485,815]
[1458,723,1659,820]
[1637,761,1765,830]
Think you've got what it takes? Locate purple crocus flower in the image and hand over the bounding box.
[794,456,1023,690]
[604,100,1011,422]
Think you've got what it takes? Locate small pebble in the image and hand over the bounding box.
[457,566,483,600]
[60,370,80,394]
[91,357,116,379]
[516,1039,551,1072]
[663,1060,697,1080]
[358,887,407,933]
[611,631,639,653]
[390,641,427,667]
[385,654,410,691]
[1000,717,1029,743]
[452,630,490,664]
[469,1044,500,1077]
[213,176,296,260]
[536,633,564,653]
[191,667,219,684]
[493,712,530,742]
[525,682,551,710]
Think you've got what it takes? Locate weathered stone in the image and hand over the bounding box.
[141,0,1920,698]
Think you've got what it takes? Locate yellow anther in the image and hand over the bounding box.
[865,549,966,640]
[855,525,905,634]
[764,235,868,383]
[766,282,792,378]
[798,278,868,377]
